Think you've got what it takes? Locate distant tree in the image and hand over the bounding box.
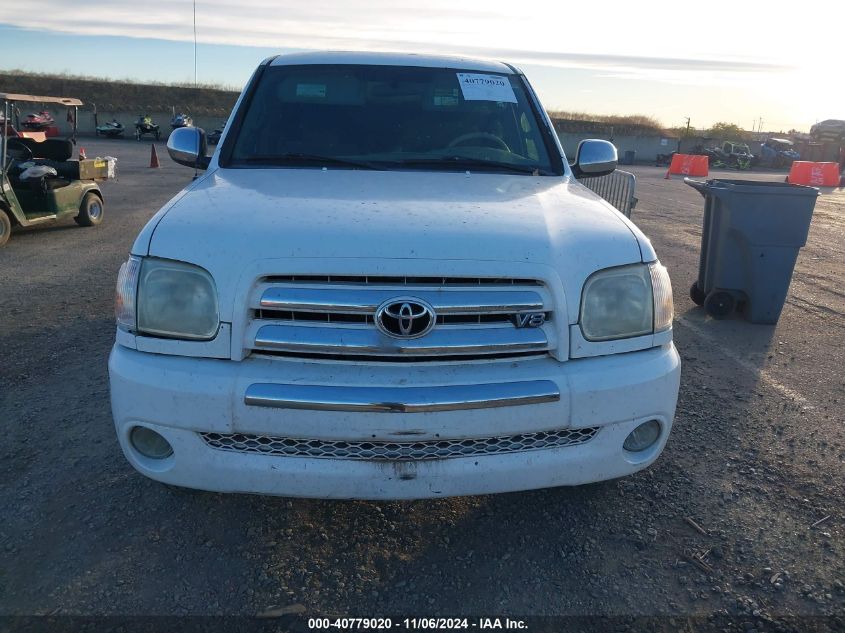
[705,122,749,141]
[667,125,699,138]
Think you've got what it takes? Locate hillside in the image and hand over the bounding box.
[1,71,675,138]
[0,70,239,116]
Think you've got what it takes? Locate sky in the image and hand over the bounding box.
[0,0,840,132]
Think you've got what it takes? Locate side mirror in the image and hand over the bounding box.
[572,139,617,178]
[167,127,210,169]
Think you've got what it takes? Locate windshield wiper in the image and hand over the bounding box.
[393,156,548,175]
[241,153,381,170]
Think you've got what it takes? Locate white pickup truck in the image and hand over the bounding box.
[109,51,680,499]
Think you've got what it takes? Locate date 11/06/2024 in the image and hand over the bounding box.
[307,618,528,630]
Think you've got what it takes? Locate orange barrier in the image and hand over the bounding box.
[149,143,160,168]
[665,153,708,178]
[19,131,46,142]
[787,161,840,187]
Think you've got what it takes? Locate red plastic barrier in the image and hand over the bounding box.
[44,126,60,137]
[787,161,840,187]
[665,153,709,178]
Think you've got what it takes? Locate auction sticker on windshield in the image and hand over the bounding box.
[456,73,517,103]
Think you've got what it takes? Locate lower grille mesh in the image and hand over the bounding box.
[200,428,599,461]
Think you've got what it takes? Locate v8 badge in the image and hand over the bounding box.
[512,312,546,328]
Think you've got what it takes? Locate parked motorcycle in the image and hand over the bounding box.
[95,119,125,138]
[170,113,193,129]
[135,114,161,141]
[21,110,55,131]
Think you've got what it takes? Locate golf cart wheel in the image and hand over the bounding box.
[689,281,706,306]
[0,211,11,247]
[704,290,735,319]
[75,193,104,227]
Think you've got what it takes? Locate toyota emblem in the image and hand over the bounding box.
[375,297,436,339]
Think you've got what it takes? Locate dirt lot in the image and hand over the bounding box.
[1,140,843,631]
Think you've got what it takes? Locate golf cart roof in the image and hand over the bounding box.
[0,93,83,106]
[768,137,793,144]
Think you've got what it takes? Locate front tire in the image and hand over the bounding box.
[0,212,11,247]
[75,193,104,227]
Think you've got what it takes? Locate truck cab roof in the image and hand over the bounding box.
[267,51,518,74]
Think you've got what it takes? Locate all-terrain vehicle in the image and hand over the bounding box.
[706,141,753,170]
[1,93,107,247]
[207,121,226,145]
[135,114,161,141]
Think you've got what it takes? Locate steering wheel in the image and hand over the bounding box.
[447,132,511,152]
[6,139,33,162]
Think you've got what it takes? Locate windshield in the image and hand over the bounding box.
[226,64,560,175]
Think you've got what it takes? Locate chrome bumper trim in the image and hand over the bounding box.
[259,287,544,314]
[243,380,561,413]
[253,324,548,356]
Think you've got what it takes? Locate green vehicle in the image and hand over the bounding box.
[1,93,106,247]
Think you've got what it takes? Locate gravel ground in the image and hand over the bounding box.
[1,140,843,632]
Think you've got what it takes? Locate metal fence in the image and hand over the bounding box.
[576,170,638,218]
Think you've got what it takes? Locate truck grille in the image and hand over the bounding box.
[200,427,598,461]
[246,275,554,361]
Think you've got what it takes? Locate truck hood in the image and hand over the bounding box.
[142,168,648,322]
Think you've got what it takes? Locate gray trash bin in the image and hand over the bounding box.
[622,150,636,165]
[685,178,818,323]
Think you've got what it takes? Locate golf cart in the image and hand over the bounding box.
[1,93,107,247]
[760,138,800,168]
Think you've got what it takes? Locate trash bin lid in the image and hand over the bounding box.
[706,179,819,198]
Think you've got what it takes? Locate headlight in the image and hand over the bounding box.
[137,258,219,339]
[114,256,219,340]
[579,262,673,341]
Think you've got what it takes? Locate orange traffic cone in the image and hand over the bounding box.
[149,143,160,168]
[79,147,87,160]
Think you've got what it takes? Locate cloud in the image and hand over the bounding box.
[0,0,792,81]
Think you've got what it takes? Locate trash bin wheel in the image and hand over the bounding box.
[689,282,706,306]
[704,291,735,319]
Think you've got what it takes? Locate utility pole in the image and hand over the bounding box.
[678,117,690,153]
[193,0,198,87]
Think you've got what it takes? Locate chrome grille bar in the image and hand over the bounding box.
[247,275,553,360]
[259,287,544,314]
[243,380,560,412]
[253,324,549,356]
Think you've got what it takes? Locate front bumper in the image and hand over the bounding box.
[108,344,681,499]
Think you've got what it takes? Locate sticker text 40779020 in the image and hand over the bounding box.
[456,73,517,103]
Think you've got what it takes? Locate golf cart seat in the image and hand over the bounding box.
[9,137,73,161]
[5,138,75,191]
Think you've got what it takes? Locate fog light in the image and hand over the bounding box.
[623,420,661,452]
[130,426,173,459]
